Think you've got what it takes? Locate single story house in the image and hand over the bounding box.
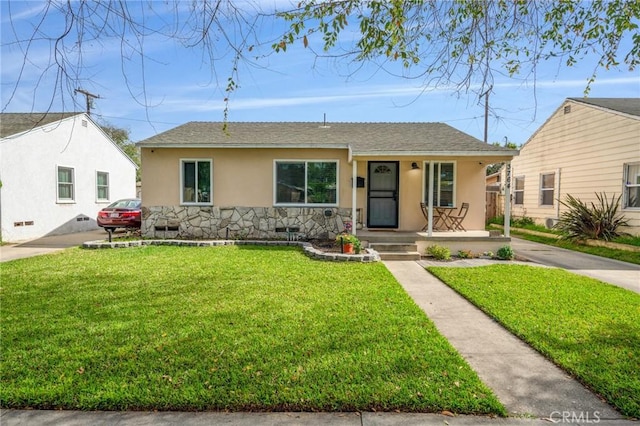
[137,122,517,244]
[508,98,640,235]
[0,112,138,242]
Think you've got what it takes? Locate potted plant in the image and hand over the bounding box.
[335,232,360,254]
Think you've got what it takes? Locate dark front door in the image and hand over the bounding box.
[367,161,399,228]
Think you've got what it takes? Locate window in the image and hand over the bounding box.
[181,159,212,204]
[424,162,455,207]
[514,176,524,205]
[275,160,338,205]
[540,172,555,206]
[57,166,74,202]
[96,171,109,201]
[624,162,640,208]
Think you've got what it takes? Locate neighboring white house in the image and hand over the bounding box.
[0,112,137,242]
[508,98,640,235]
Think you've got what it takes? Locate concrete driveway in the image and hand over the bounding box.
[1,229,108,262]
[510,237,640,294]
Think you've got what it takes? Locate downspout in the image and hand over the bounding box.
[427,162,434,237]
[352,159,357,237]
[556,168,561,220]
[504,162,511,238]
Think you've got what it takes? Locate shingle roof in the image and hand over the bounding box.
[568,98,640,117]
[0,112,82,138]
[137,122,516,156]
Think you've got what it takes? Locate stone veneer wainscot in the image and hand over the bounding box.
[142,206,353,240]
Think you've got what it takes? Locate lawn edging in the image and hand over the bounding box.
[82,239,381,262]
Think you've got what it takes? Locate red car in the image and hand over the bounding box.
[97,198,141,231]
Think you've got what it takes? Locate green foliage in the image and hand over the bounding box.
[487,215,535,228]
[100,122,141,181]
[555,193,629,241]
[428,264,640,417]
[335,233,360,245]
[457,249,473,259]
[426,244,451,260]
[1,246,504,413]
[275,1,640,98]
[495,245,514,260]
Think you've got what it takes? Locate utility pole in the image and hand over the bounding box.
[480,85,493,143]
[74,88,100,115]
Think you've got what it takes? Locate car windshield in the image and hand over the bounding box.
[109,199,140,209]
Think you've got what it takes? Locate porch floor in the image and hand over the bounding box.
[354,229,510,255]
[356,229,499,242]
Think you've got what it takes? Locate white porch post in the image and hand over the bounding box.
[427,161,434,237]
[504,162,511,238]
[352,159,358,236]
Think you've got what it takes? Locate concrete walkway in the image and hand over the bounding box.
[385,261,624,420]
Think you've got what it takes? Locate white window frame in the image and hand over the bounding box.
[96,171,110,202]
[539,172,555,206]
[422,161,457,208]
[56,166,75,203]
[180,159,213,206]
[273,159,339,207]
[623,162,640,209]
[514,176,525,205]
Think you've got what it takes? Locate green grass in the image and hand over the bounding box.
[509,230,640,265]
[427,265,640,418]
[1,245,504,414]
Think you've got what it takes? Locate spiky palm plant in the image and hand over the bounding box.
[555,193,629,241]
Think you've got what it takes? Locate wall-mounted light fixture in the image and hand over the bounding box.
[411,162,420,170]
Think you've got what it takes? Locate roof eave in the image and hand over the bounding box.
[352,150,519,157]
[136,143,350,149]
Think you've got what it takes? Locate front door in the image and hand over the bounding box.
[367,161,399,228]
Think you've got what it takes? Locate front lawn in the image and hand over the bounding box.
[1,245,504,414]
[427,265,640,418]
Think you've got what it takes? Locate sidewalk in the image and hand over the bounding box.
[3,409,634,426]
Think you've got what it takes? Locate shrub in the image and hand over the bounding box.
[496,245,514,260]
[427,244,451,260]
[457,249,473,259]
[555,193,629,241]
[512,216,535,227]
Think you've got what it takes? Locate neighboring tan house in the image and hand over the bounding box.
[137,122,517,241]
[0,112,138,242]
[508,98,640,235]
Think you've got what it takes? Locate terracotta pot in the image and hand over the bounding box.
[342,242,354,254]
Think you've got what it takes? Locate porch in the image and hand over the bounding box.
[355,229,510,261]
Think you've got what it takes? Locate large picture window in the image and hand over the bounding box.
[96,171,109,201]
[424,162,455,207]
[514,176,524,205]
[540,172,555,206]
[181,159,212,204]
[57,166,74,202]
[275,160,338,205]
[624,162,640,208]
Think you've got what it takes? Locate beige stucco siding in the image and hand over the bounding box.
[141,147,351,207]
[510,100,640,233]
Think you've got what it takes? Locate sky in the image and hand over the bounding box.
[2,1,639,146]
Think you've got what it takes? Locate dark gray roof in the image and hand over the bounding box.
[137,122,516,156]
[568,98,640,117]
[0,112,82,138]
